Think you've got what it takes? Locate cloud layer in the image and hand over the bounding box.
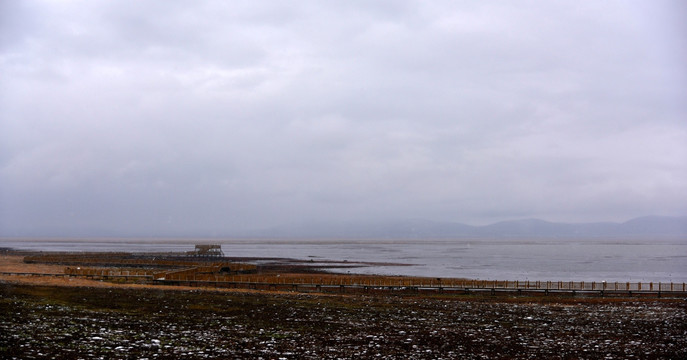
[1,1,686,236]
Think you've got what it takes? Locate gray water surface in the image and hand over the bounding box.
[3,238,685,283]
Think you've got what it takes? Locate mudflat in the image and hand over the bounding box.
[1,254,686,359]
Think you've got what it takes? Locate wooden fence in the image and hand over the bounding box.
[153,274,687,296]
[64,267,154,277]
[25,254,256,273]
[3,270,685,296]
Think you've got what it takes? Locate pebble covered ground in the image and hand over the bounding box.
[1,282,686,359]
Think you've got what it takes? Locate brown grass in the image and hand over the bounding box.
[2,254,681,304]
[0,255,326,296]
[0,255,64,274]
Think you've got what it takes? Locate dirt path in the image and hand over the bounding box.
[0,255,333,295]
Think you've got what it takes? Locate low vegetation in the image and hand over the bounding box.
[2,252,686,359]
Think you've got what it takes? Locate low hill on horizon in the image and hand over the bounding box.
[250,215,687,239]
[2,215,686,240]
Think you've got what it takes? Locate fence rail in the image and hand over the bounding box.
[155,274,687,292]
[153,275,687,295]
[3,270,685,296]
[24,254,257,272]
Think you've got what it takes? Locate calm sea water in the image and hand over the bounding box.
[3,238,686,283]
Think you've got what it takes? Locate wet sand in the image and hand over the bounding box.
[2,283,686,359]
[1,254,686,359]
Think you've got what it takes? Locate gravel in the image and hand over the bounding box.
[1,283,686,359]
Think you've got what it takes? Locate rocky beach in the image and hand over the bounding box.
[2,277,686,359]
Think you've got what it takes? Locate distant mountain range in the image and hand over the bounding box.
[2,215,685,239]
[250,215,687,239]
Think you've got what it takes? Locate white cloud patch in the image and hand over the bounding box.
[1,0,686,235]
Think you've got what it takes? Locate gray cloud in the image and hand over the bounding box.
[1,0,686,236]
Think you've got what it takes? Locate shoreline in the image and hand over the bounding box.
[3,277,686,359]
[3,251,687,358]
[3,238,686,283]
[2,252,685,299]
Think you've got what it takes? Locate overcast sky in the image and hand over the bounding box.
[1,1,686,236]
